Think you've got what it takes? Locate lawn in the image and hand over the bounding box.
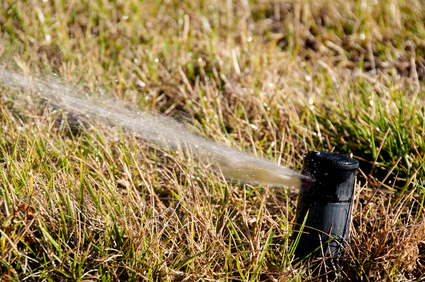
[0,0,424,280]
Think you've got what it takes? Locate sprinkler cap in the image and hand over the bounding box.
[300,150,359,202]
[304,150,359,171]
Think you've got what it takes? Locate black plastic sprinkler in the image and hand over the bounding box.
[294,151,359,272]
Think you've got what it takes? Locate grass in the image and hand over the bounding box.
[0,0,425,280]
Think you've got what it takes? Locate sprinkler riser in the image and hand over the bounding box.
[294,151,359,261]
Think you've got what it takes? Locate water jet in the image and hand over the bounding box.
[0,70,308,188]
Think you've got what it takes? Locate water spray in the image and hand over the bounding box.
[294,150,359,272]
[0,70,308,188]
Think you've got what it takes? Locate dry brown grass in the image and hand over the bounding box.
[0,0,425,281]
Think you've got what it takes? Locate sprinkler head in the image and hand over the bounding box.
[294,151,359,270]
